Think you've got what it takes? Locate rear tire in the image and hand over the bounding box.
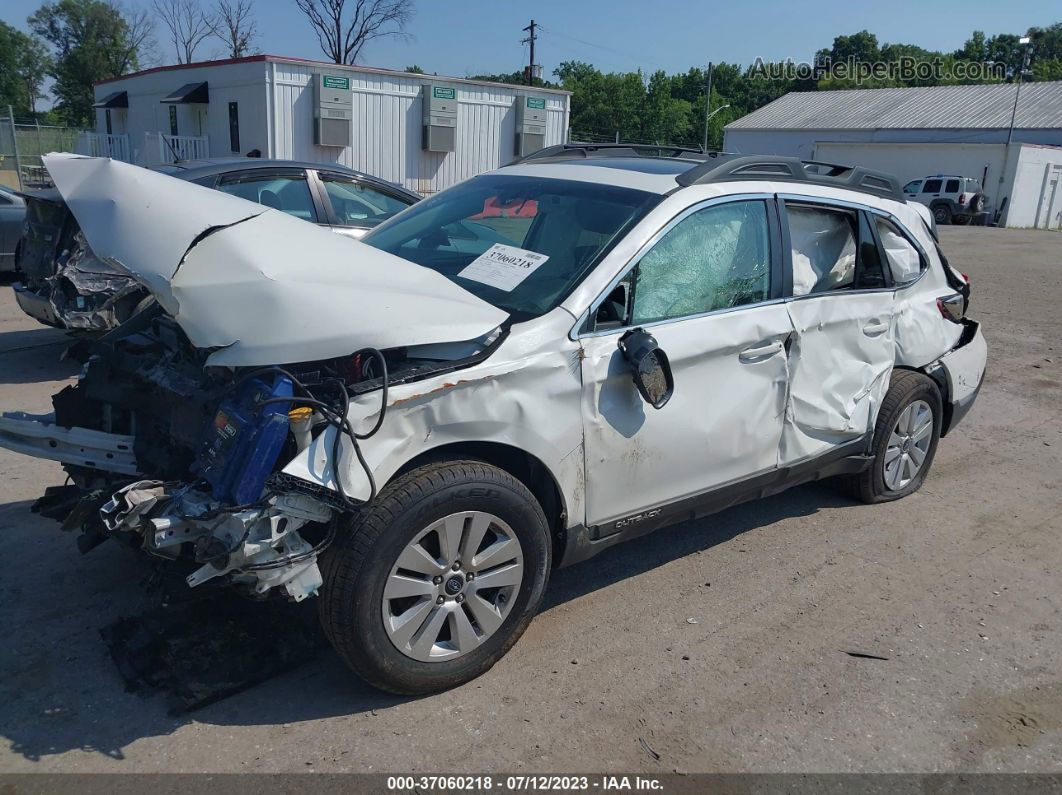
[845,370,942,504]
[319,460,551,695]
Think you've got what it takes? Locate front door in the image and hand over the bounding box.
[579,197,793,529]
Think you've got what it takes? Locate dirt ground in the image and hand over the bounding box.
[0,226,1059,774]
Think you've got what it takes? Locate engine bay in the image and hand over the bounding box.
[11,305,502,602]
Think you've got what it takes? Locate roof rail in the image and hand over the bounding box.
[675,155,906,203]
[513,142,711,165]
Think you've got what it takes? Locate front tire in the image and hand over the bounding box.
[846,370,942,504]
[319,460,551,695]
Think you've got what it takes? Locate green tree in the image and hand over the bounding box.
[469,70,557,88]
[29,0,147,126]
[0,22,52,116]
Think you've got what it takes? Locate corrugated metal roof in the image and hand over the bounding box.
[726,81,1062,131]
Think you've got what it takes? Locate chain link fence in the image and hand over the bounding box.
[1,107,88,190]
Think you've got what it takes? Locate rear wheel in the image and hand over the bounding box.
[932,204,952,225]
[845,370,942,504]
[319,460,551,695]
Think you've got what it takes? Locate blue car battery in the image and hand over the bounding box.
[198,375,295,505]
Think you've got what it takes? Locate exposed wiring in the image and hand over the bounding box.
[229,349,390,572]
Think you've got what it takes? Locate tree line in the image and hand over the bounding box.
[474,24,1062,150]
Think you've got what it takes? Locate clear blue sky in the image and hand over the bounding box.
[3,0,1056,80]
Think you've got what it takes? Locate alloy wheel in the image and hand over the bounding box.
[382,511,524,662]
[883,399,933,490]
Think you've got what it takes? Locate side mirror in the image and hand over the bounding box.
[618,328,674,409]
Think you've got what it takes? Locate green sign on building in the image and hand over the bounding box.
[526,97,546,109]
[433,86,456,100]
[322,75,350,90]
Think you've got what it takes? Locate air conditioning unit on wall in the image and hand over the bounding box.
[314,73,353,148]
[422,84,457,152]
[515,95,547,157]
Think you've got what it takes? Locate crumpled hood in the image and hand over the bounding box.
[43,153,508,367]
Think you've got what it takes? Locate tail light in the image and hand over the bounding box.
[958,193,967,206]
[937,294,966,323]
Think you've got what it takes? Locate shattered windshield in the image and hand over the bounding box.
[363,174,659,318]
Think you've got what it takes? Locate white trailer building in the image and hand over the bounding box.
[81,55,571,194]
[723,82,1062,228]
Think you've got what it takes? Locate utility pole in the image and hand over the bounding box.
[522,19,538,86]
[1006,37,1033,147]
[998,35,1033,225]
[702,61,714,151]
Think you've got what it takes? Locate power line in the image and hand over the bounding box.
[537,27,669,69]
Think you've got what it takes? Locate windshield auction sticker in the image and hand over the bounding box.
[457,244,549,291]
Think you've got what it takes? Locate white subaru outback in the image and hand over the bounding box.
[0,147,986,695]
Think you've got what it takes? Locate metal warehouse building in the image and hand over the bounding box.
[723,81,1062,228]
[81,55,571,194]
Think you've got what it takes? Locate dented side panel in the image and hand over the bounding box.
[939,322,987,403]
[892,209,965,369]
[779,292,895,465]
[281,308,588,527]
[579,304,793,528]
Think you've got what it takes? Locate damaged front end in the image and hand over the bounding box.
[10,310,347,601]
[1,154,510,604]
[14,188,147,330]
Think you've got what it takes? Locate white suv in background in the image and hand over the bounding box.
[903,175,987,225]
[0,148,987,695]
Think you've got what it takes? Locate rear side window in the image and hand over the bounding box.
[875,217,923,285]
[788,205,856,296]
[217,171,318,222]
[631,200,772,324]
[945,179,960,193]
[923,179,942,193]
[320,174,411,227]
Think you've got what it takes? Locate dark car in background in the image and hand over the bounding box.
[0,185,27,273]
[12,158,420,330]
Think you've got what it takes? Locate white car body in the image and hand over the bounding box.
[1,150,986,615]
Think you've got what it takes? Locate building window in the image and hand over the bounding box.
[228,102,240,152]
[105,109,112,135]
[169,105,178,136]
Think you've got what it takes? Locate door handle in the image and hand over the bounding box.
[738,340,783,362]
[863,319,889,336]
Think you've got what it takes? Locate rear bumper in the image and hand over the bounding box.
[12,282,61,327]
[938,320,987,435]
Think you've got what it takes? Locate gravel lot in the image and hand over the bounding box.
[0,226,1059,774]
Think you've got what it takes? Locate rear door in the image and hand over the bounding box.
[777,197,896,465]
[315,171,415,239]
[214,168,325,223]
[920,178,943,201]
